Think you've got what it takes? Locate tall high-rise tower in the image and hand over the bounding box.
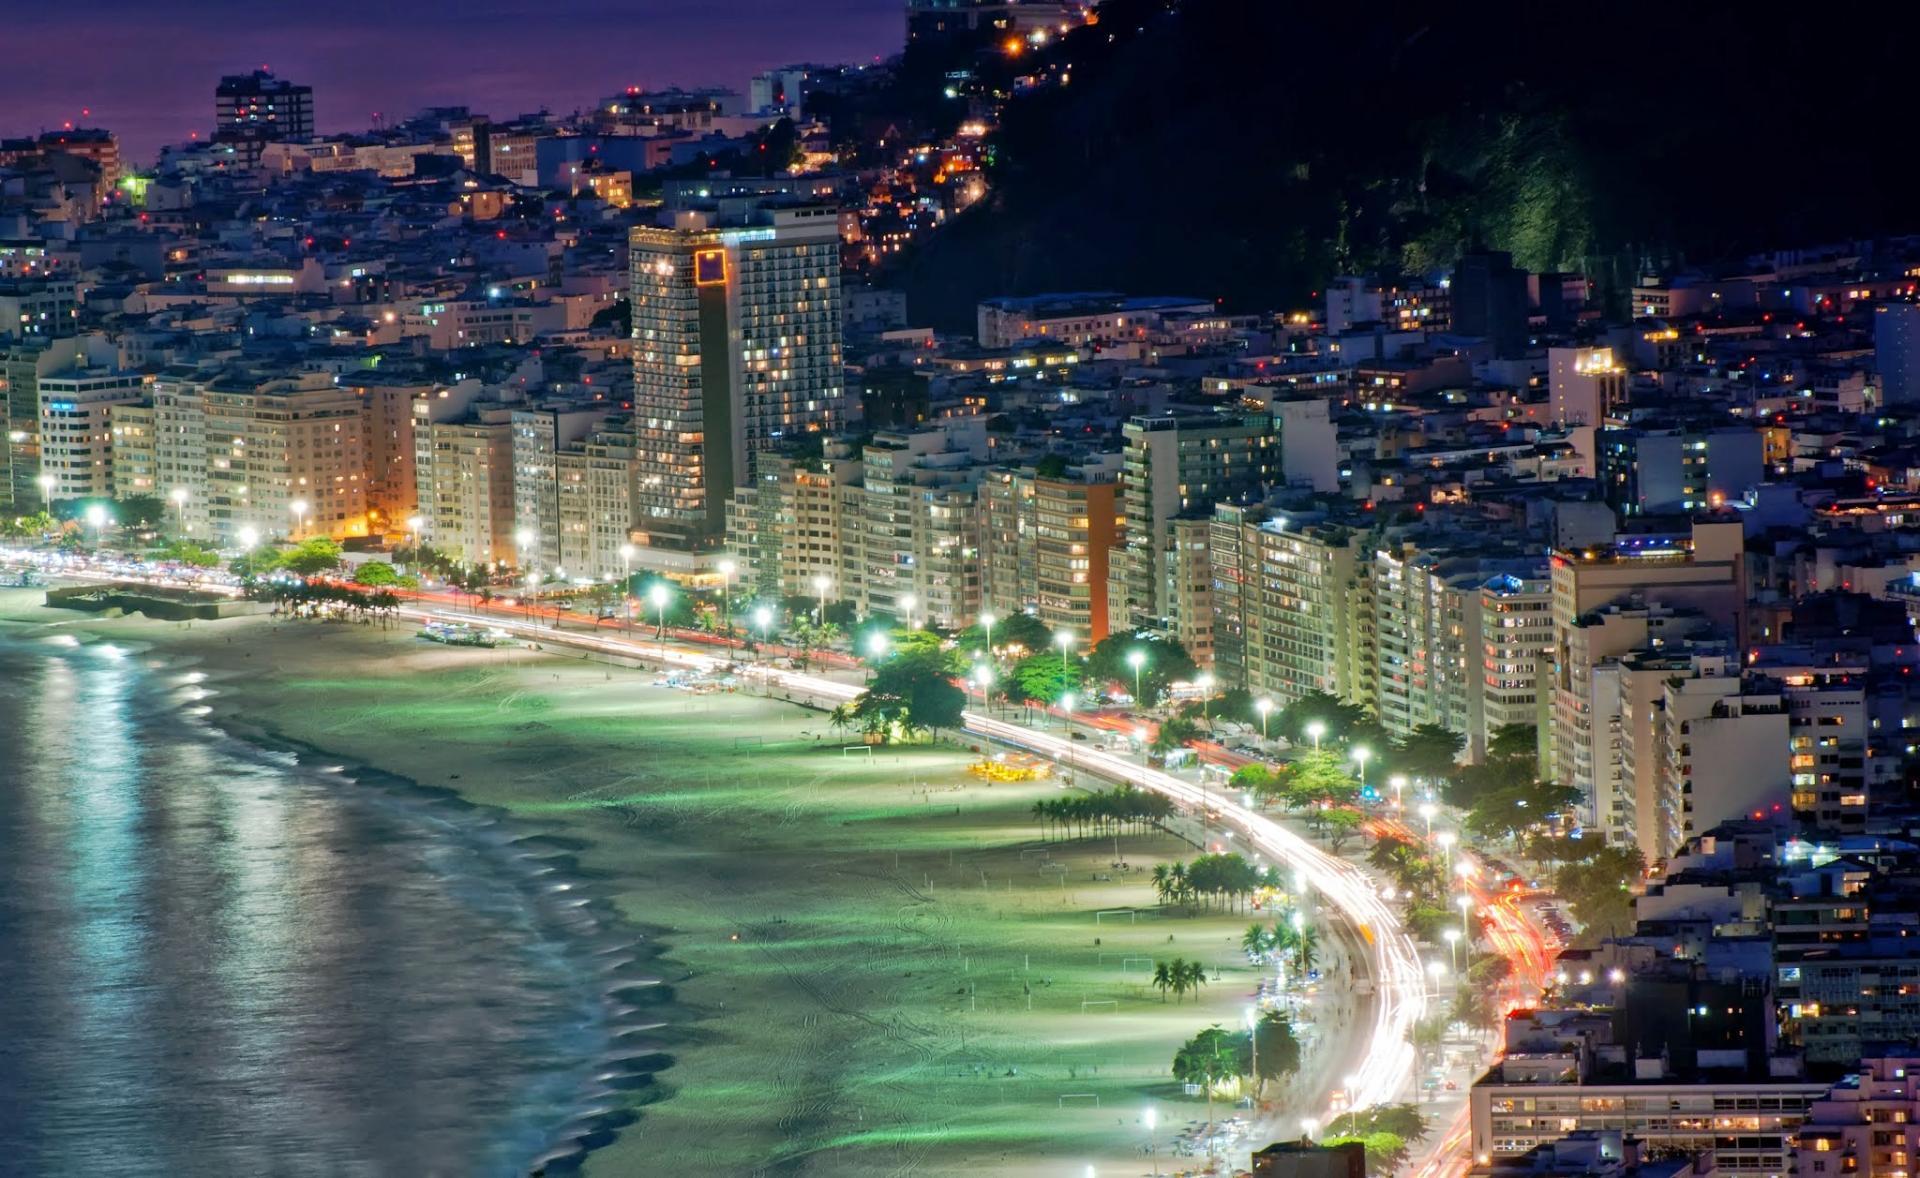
[628,201,844,562]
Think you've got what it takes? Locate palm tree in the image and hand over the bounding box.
[1152,961,1174,1002]
[1294,924,1321,979]
[1181,959,1210,1002]
[1152,863,1172,906]
[1242,922,1272,961]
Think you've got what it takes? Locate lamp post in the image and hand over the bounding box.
[170,487,189,534]
[1443,926,1460,973]
[1306,719,1326,750]
[1420,801,1438,840]
[236,525,258,555]
[1457,894,1473,973]
[972,664,993,714]
[1060,690,1077,779]
[1257,697,1273,742]
[1127,648,1146,707]
[35,472,55,509]
[980,610,995,659]
[1196,672,1214,728]
[754,605,773,669]
[1245,1006,1260,1107]
[1144,1105,1158,1177]
[649,582,671,654]
[619,544,636,629]
[1436,829,1457,877]
[85,503,110,547]
[524,570,539,622]
[1351,745,1371,796]
[717,558,736,645]
[813,574,830,625]
[866,631,888,681]
[899,591,916,632]
[1054,630,1074,712]
[1389,773,1408,810]
[405,513,423,552]
[289,497,308,541]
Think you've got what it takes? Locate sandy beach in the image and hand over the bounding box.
[0,592,1334,1176]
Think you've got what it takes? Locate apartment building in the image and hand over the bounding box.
[980,455,1122,642]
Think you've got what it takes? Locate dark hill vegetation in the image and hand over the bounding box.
[889,0,1920,328]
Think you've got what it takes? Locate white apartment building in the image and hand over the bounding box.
[153,369,370,543]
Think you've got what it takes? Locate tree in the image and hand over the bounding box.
[1172,1024,1248,1086]
[159,540,221,568]
[353,560,402,587]
[1009,649,1080,704]
[115,494,166,528]
[1274,690,1368,747]
[1553,843,1644,938]
[1085,632,1197,706]
[849,646,967,739]
[1320,1132,1409,1177]
[1326,1104,1430,1146]
[280,537,344,576]
[1322,806,1365,853]
[1395,723,1465,783]
[1283,749,1360,810]
[1152,960,1175,1002]
[1487,722,1538,764]
[954,611,1051,658]
[1251,1010,1302,1095]
[1150,714,1199,755]
[1242,922,1276,961]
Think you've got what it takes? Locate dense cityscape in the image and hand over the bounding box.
[5,3,1920,1177]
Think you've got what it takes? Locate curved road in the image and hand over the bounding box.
[410,605,1430,1119]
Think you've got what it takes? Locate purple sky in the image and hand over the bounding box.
[5,1,906,166]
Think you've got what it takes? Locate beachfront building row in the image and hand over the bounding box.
[1194,503,1554,762]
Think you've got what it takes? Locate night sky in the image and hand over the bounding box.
[5,0,906,166]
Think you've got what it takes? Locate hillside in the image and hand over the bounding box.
[889,0,1920,330]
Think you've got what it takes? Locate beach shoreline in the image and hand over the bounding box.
[1,592,1302,1176]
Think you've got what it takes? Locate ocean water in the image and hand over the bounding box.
[0,634,633,1177]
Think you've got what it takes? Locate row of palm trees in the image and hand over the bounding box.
[1242,917,1321,979]
[1149,853,1272,913]
[1151,958,1211,1002]
[1030,783,1178,841]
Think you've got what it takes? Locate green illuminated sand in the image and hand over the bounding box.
[2,600,1331,1176]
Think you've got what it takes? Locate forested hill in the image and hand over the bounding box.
[889,0,1920,330]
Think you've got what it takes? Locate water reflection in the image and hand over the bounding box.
[0,641,605,1176]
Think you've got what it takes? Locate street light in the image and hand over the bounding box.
[1351,745,1371,794]
[1144,1105,1158,1177]
[1126,648,1147,706]
[1443,927,1460,973]
[1196,672,1214,727]
[899,591,916,631]
[1419,801,1438,840]
[85,503,110,547]
[405,513,424,550]
[1436,829,1457,877]
[1389,773,1408,810]
[753,604,773,665]
[813,574,830,624]
[1457,894,1473,971]
[1245,1006,1260,1107]
[1256,696,1273,741]
[619,544,636,627]
[170,487,189,534]
[980,610,995,657]
[972,664,993,713]
[717,558,736,644]
[648,582,671,653]
[1306,719,1326,749]
[289,497,309,540]
[236,525,259,553]
[867,631,889,660]
[35,472,55,507]
[1054,630,1074,710]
